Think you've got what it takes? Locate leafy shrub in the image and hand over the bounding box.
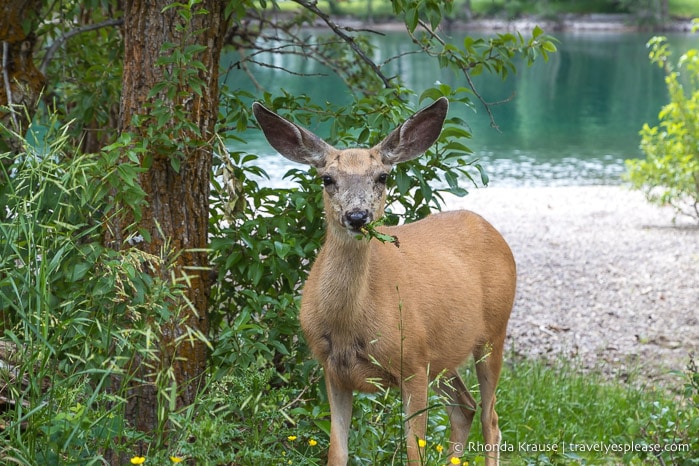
[626,32,699,221]
[0,121,203,463]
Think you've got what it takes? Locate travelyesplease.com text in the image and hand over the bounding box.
[459,441,690,455]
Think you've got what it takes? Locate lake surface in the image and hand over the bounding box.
[224,30,699,187]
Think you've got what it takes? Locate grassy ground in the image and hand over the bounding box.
[436,356,696,465]
[671,0,699,18]
[272,355,698,465]
[474,357,685,464]
[470,0,622,16]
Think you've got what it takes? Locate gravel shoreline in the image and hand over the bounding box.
[446,185,699,384]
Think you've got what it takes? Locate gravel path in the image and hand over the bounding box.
[447,185,699,383]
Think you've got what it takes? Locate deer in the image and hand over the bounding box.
[252,97,516,466]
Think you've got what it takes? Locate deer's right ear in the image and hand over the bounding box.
[252,102,331,168]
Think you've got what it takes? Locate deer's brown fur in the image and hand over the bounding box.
[253,98,516,465]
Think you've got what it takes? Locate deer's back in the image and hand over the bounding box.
[374,208,516,337]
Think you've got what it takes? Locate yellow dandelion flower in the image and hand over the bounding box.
[308,438,318,446]
[418,439,427,448]
[435,444,444,453]
[170,456,183,463]
[450,457,462,465]
[130,457,146,465]
[287,435,297,441]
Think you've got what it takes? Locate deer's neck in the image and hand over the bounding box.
[316,229,373,322]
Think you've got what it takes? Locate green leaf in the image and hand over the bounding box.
[543,41,558,53]
[357,219,399,247]
[171,155,181,173]
[395,169,411,195]
[405,7,419,33]
[68,261,92,282]
[274,241,291,259]
[419,88,445,103]
[475,163,490,186]
[446,187,468,197]
[441,126,472,139]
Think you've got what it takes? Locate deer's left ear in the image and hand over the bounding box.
[375,97,448,165]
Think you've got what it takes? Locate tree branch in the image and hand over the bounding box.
[292,0,393,88]
[39,18,124,74]
[413,19,503,131]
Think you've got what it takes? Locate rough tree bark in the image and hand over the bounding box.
[106,0,229,452]
[0,0,45,155]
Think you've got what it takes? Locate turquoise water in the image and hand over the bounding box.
[223,30,699,187]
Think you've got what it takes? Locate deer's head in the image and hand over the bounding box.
[252,98,448,237]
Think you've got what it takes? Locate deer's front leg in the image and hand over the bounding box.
[325,375,353,466]
[402,372,429,464]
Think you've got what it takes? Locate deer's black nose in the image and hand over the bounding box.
[345,210,370,230]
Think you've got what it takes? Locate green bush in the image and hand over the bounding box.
[626,31,699,221]
[0,121,203,463]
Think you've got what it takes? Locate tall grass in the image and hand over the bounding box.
[1,127,116,463]
[0,122,206,463]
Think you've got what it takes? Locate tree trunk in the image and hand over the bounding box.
[463,0,473,21]
[107,0,228,454]
[0,0,45,154]
[660,0,669,26]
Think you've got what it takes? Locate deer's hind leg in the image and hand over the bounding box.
[435,370,478,460]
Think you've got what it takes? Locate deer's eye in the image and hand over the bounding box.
[321,175,335,187]
[376,173,389,184]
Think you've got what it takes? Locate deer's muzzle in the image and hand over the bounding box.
[344,209,371,231]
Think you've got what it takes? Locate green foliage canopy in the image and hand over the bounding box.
[0,0,559,462]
